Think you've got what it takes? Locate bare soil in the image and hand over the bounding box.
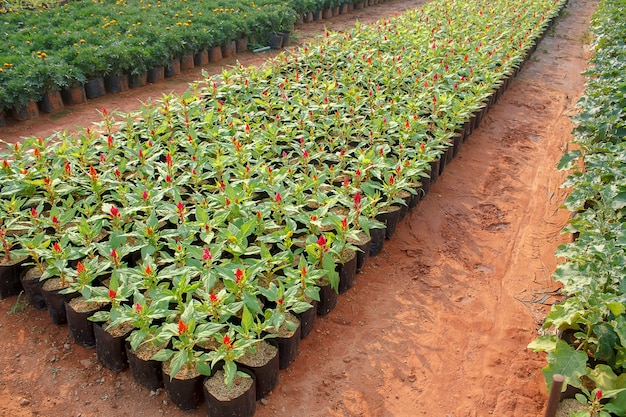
[0,0,597,416]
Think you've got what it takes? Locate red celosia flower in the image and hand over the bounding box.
[89,166,98,181]
[144,264,153,275]
[275,192,282,203]
[30,207,38,217]
[110,205,120,218]
[165,175,172,183]
[389,175,395,186]
[203,248,212,261]
[53,242,61,252]
[223,334,232,347]
[110,248,118,260]
[135,303,142,312]
[235,268,244,284]
[301,265,307,276]
[354,191,362,208]
[108,289,116,298]
[52,216,59,224]
[65,162,71,175]
[76,261,85,274]
[209,293,218,303]
[178,320,188,335]
[341,217,348,231]
[317,235,327,246]
[142,190,149,200]
[596,390,603,401]
[107,135,113,147]
[176,201,185,212]
[100,153,106,164]
[166,153,173,167]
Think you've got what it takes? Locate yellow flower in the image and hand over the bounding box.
[80,39,85,43]
[25,40,31,45]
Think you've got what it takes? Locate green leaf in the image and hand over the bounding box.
[151,348,173,362]
[588,364,618,390]
[168,351,188,380]
[195,358,212,377]
[528,335,558,352]
[594,323,617,362]
[542,339,588,390]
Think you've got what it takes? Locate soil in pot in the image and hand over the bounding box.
[266,312,301,370]
[65,296,108,348]
[126,341,165,390]
[337,249,357,294]
[0,256,27,299]
[162,361,205,412]
[236,341,279,400]
[19,267,47,310]
[203,369,256,417]
[40,277,79,324]
[94,321,133,372]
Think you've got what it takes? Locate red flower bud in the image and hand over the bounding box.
[209,293,218,303]
[110,205,119,218]
[203,248,212,261]
[53,242,61,252]
[223,334,232,347]
[235,268,244,284]
[166,153,173,167]
[108,289,116,298]
[76,261,85,274]
[275,192,282,203]
[65,162,71,175]
[596,390,603,401]
[142,190,149,200]
[317,235,327,246]
[178,319,188,335]
[341,217,348,231]
[31,207,38,218]
[135,303,142,312]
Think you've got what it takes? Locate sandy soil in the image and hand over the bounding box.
[0,0,598,416]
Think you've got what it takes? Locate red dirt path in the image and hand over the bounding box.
[0,0,597,415]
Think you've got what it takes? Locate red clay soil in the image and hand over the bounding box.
[0,0,598,416]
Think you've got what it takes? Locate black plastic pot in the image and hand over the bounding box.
[103,74,129,93]
[163,367,204,412]
[298,300,318,339]
[65,300,106,348]
[369,227,386,257]
[317,281,338,317]
[338,251,358,294]
[0,259,25,299]
[268,33,283,49]
[203,369,256,417]
[126,343,163,391]
[84,78,106,99]
[40,282,79,325]
[352,236,371,273]
[94,322,130,372]
[429,158,440,183]
[146,66,164,83]
[236,341,279,400]
[268,317,301,370]
[376,206,402,239]
[19,268,46,310]
[128,71,147,89]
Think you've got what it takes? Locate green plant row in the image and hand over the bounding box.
[0,0,359,110]
[1,0,564,393]
[528,0,626,414]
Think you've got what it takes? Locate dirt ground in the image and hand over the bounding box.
[0,0,597,416]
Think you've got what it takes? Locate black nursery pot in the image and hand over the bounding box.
[65,300,107,348]
[317,281,338,317]
[429,158,441,183]
[94,323,130,372]
[369,227,386,257]
[376,206,402,239]
[203,369,256,417]
[236,341,279,400]
[353,237,372,272]
[126,343,163,391]
[268,319,301,370]
[19,268,47,310]
[0,260,25,299]
[298,300,318,339]
[163,368,204,412]
[337,251,358,294]
[40,283,79,325]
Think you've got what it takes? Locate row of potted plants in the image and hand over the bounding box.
[0,0,567,413]
[528,0,626,414]
[0,0,375,121]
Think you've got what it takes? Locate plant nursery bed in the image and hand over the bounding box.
[0,0,598,416]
